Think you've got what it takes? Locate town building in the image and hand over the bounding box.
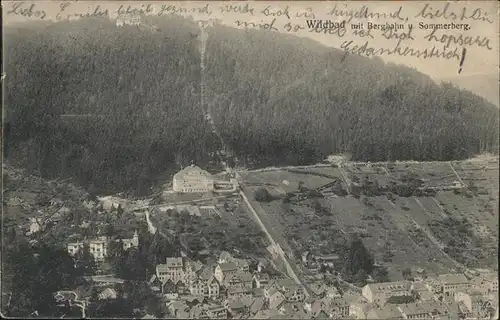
[437,273,471,296]
[98,288,117,300]
[67,236,108,261]
[224,272,253,290]
[184,260,205,285]
[411,282,435,301]
[189,276,220,299]
[173,165,215,193]
[256,259,268,273]
[455,291,492,319]
[327,298,351,318]
[205,304,227,319]
[472,272,498,296]
[266,287,286,310]
[67,232,139,261]
[271,278,307,303]
[361,281,412,305]
[28,217,44,235]
[312,254,340,267]
[156,257,185,283]
[397,301,448,319]
[148,275,163,292]
[253,273,270,289]
[365,305,402,319]
[214,262,239,284]
[218,251,233,264]
[122,230,139,250]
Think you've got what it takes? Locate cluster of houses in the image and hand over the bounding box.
[354,270,498,319]
[66,231,139,262]
[148,251,314,319]
[145,251,498,320]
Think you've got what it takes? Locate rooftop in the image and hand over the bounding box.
[437,273,469,284]
[368,305,402,319]
[276,278,299,289]
[174,165,212,179]
[398,301,447,316]
[366,281,411,292]
[166,257,183,268]
[218,262,238,272]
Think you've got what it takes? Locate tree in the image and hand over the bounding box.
[117,204,124,217]
[254,188,272,202]
[351,184,362,199]
[387,295,416,304]
[402,267,412,280]
[4,241,78,317]
[343,237,374,277]
[4,16,498,197]
[108,238,124,261]
[104,223,115,237]
[355,269,367,286]
[74,244,97,276]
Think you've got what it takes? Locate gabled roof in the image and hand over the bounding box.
[187,260,204,273]
[174,165,212,179]
[254,273,270,281]
[398,301,446,316]
[311,299,324,315]
[198,266,215,281]
[240,296,256,307]
[250,297,265,314]
[228,286,251,295]
[437,273,469,284]
[229,300,246,310]
[166,257,183,268]
[156,264,168,273]
[269,293,285,309]
[309,282,328,296]
[366,281,411,293]
[368,305,402,319]
[266,286,280,297]
[184,295,205,303]
[163,278,175,286]
[219,251,233,261]
[236,272,253,282]
[149,275,159,283]
[276,278,298,289]
[253,288,265,297]
[257,258,268,266]
[233,258,249,267]
[315,310,330,319]
[218,262,238,272]
[206,304,226,312]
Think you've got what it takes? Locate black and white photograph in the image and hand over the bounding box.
[2,1,499,319]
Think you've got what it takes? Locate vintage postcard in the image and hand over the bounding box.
[2,0,499,318]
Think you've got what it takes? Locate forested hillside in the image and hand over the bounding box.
[4,16,499,195]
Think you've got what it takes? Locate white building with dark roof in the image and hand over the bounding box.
[214,262,239,283]
[362,281,412,305]
[437,273,471,296]
[156,257,185,283]
[173,165,214,193]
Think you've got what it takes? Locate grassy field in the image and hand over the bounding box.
[152,195,271,261]
[240,157,499,281]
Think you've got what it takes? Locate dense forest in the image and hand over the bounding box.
[4,16,499,195]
